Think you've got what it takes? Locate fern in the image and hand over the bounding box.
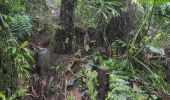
[106,70,148,100]
[9,15,32,40]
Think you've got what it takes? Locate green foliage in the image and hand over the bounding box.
[111,37,170,97]
[91,50,170,99]
[9,15,32,40]
[54,0,61,6]
[9,88,27,100]
[94,1,123,22]
[75,0,125,28]
[23,0,49,16]
[0,0,169,99]
[85,68,98,100]
[0,0,33,40]
[0,0,24,14]
[134,58,170,94]
[78,54,151,99]
[106,70,148,100]
[0,35,35,97]
[0,93,6,100]
[46,82,58,94]
[67,95,74,100]
[0,0,35,97]
[129,0,169,53]
[6,40,35,78]
[141,0,170,5]
[98,58,148,99]
[76,67,98,100]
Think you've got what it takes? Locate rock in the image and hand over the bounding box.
[49,76,54,83]
[84,60,93,68]
[81,90,89,100]
[67,79,74,87]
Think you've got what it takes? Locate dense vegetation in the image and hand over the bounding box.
[0,0,170,100]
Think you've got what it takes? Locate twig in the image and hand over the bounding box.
[149,56,165,61]
[65,79,67,100]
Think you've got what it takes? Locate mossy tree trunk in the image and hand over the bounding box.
[54,0,76,53]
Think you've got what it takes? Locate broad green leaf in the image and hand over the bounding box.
[12,47,17,54]
[20,41,29,48]
[0,93,6,100]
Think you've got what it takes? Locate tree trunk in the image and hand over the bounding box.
[53,0,76,53]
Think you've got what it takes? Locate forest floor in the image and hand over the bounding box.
[29,32,94,100]
[26,2,94,99]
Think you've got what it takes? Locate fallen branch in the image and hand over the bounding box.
[149,56,166,61]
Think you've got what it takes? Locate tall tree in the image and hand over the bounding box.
[53,0,76,53]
